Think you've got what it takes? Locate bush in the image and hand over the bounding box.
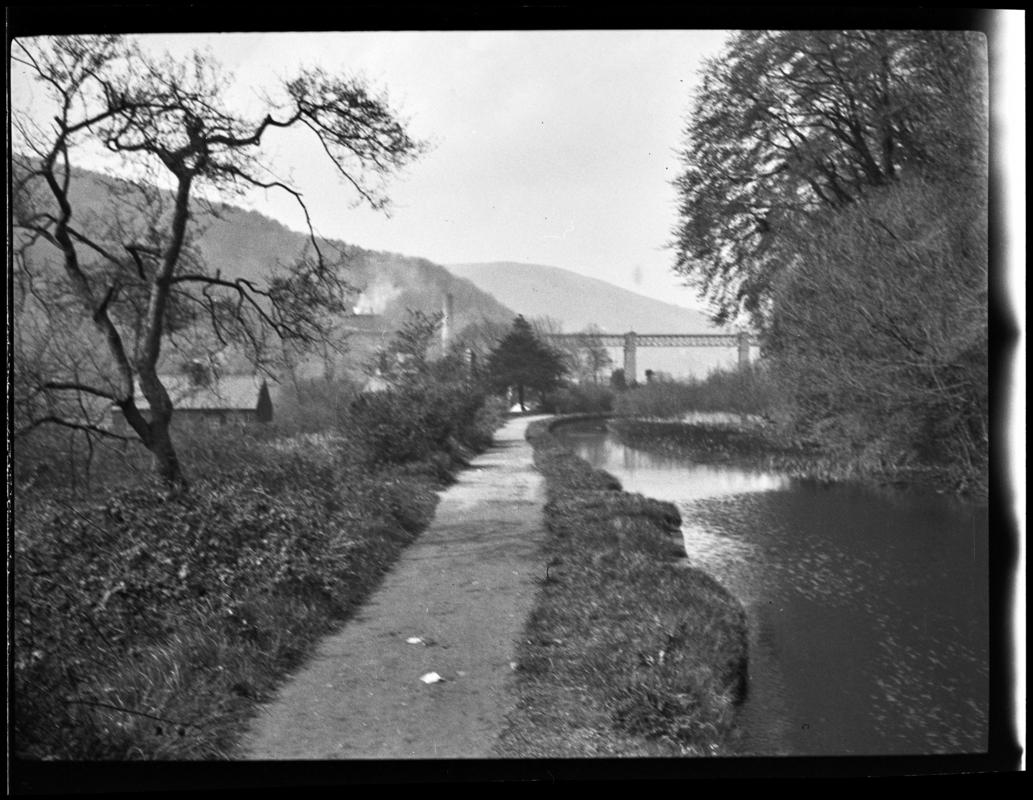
[614,364,775,420]
[271,376,361,435]
[12,437,427,759]
[541,383,615,415]
[348,376,498,468]
[468,394,510,449]
[767,177,988,496]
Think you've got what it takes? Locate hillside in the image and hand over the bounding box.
[447,261,724,335]
[448,261,744,380]
[196,205,515,337]
[194,209,517,377]
[15,166,516,381]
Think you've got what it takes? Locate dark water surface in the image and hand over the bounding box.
[555,424,989,756]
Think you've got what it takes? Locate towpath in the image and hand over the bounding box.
[240,415,549,759]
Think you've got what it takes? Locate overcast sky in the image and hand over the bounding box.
[10,21,1025,319]
[13,29,737,312]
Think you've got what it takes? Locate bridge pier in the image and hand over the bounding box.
[541,330,757,384]
[623,332,637,385]
[737,330,751,368]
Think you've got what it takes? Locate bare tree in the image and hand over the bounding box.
[529,316,581,376]
[367,309,444,386]
[11,35,424,488]
[572,324,613,385]
[767,177,988,492]
[450,315,509,374]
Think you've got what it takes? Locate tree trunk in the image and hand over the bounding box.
[148,420,187,491]
[115,397,186,490]
[518,384,526,411]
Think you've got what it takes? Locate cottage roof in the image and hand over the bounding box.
[130,374,268,411]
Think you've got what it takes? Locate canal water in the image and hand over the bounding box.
[554,421,989,756]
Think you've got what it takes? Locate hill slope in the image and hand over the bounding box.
[195,204,515,336]
[16,167,516,380]
[448,261,747,380]
[447,261,723,334]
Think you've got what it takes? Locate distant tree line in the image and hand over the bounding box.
[673,30,989,491]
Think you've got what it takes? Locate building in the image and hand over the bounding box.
[110,370,273,432]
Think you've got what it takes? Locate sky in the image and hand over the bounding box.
[11,29,733,313]
[9,21,1025,320]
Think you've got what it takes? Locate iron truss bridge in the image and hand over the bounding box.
[543,331,759,382]
[542,332,760,348]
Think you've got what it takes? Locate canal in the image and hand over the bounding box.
[554,420,989,756]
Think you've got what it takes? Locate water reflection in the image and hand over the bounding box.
[562,430,791,502]
[556,424,989,756]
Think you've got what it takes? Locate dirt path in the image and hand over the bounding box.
[240,415,549,759]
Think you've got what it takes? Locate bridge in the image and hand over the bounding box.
[341,294,759,385]
[542,331,759,384]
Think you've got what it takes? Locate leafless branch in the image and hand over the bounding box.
[16,415,135,442]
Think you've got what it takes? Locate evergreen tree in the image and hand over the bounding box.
[487,316,567,411]
[256,381,273,423]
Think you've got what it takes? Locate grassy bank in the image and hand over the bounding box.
[610,363,986,499]
[611,418,817,469]
[609,418,952,490]
[494,417,748,757]
[13,390,506,760]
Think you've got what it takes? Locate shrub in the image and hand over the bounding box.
[348,376,497,468]
[271,376,361,435]
[614,363,775,420]
[541,383,615,415]
[14,436,433,759]
[767,177,988,496]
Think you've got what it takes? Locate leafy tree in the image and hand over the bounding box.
[673,30,987,325]
[487,316,568,411]
[672,29,988,493]
[11,35,423,487]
